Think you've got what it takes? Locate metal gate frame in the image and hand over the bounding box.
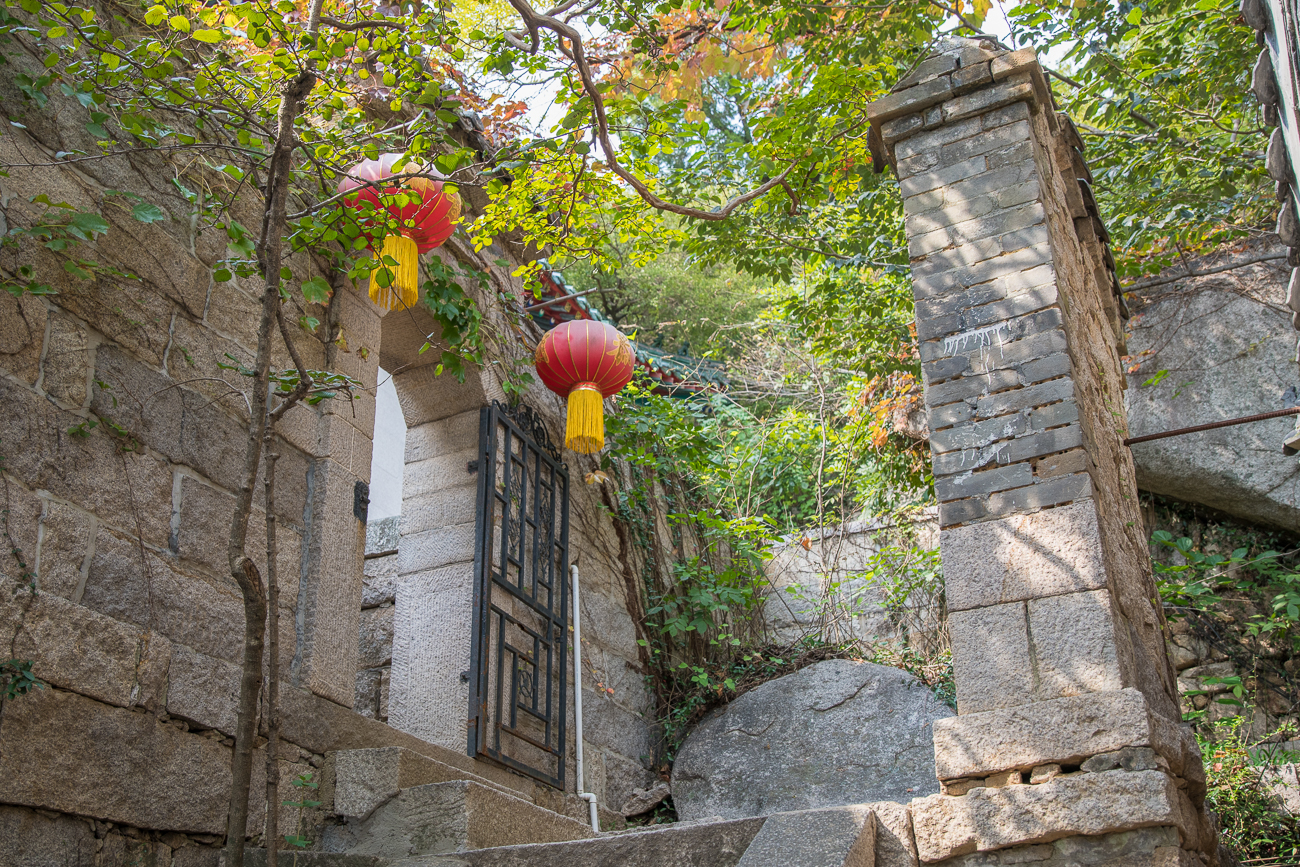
[467,400,569,788]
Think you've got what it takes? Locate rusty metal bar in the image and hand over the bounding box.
[521,287,600,313]
[1122,406,1300,446]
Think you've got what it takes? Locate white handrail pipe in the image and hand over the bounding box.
[571,563,600,832]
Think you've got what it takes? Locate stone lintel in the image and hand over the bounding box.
[931,688,1197,782]
[909,768,1193,863]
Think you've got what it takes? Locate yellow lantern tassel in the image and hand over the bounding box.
[369,234,420,311]
[566,383,605,454]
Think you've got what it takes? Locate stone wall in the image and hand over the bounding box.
[762,511,939,646]
[868,37,1215,866]
[0,22,657,858]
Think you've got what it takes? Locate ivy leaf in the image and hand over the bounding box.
[131,202,165,224]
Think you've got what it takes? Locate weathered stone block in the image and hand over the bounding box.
[949,602,1032,713]
[81,526,245,663]
[984,472,1091,519]
[388,563,475,751]
[940,497,987,526]
[166,644,241,735]
[33,499,96,599]
[989,48,1039,82]
[934,462,1033,501]
[176,476,302,599]
[962,284,1058,331]
[404,410,482,464]
[0,687,236,834]
[882,113,925,144]
[900,157,988,198]
[673,661,948,820]
[358,603,395,669]
[868,76,956,125]
[402,448,481,500]
[2,586,170,710]
[1028,589,1124,701]
[0,804,98,867]
[942,75,1037,125]
[395,523,477,575]
[910,769,1188,862]
[1018,352,1071,385]
[942,500,1107,612]
[930,414,1030,454]
[897,55,959,90]
[982,100,1032,130]
[909,202,1046,258]
[940,121,1031,167]
[1028,399,1079,431]
[401,485,479,536]
[924,369,1018,406]
[0,292,46,386]
[735,805,875,867]
[974,378,1073,420]
[932,689,1187,780]
[866,800,918,867]
[0,379,173,547]
[896,117,984,162]
[952,62,993,90]
[41,313,91,409]
[1003,425,1083,464]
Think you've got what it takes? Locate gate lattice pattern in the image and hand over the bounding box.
[467,401,569,788]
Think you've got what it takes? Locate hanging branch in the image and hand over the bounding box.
[502,0,798,220]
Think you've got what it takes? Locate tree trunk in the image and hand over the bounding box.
[265,446,281,867]
[224,69,316,867]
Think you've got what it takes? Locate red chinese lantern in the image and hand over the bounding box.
[534,320,635,454]
[337,153,461,311]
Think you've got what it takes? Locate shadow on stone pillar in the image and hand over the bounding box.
[381,300,506,751]
[867,36,1216,867]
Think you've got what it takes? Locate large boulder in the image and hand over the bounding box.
[670,659,952,821]
[1124,242,1300,529]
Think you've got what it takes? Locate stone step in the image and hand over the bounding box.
[322,779,595,858]
[331,746,621,830]
[397,816,767,867]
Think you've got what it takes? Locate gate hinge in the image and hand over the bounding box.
[353,480,370,522]
[467,459,479,474]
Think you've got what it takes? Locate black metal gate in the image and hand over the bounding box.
[467,401,569,788]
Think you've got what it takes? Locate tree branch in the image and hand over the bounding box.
[1122,252,1289,293]
[504,0,798,221]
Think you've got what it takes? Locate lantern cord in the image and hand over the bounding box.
[1122,405,1300,447]
[566,384,604,454]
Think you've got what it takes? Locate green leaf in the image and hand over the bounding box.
[301,276,331,304]
[191,29,223,43]
[131,202,165,224]
[68,212,109,238]
[144,5,167,25]
[168,15,190,33]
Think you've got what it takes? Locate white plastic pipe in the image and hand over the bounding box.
[571,564,600,833]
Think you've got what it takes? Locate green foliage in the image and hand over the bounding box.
[0,658,44,701]
[1005,0,1269,273]
[281,771,321,849]
[1152,529,1300,649]
[1200,717,1300,863]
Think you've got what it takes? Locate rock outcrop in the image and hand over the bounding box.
[670,660,952,821]
[1124,242,1300,530]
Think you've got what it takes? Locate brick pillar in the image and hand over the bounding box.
[868,38,1215,865]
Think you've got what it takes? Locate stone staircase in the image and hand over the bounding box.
[245,746,903,867]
